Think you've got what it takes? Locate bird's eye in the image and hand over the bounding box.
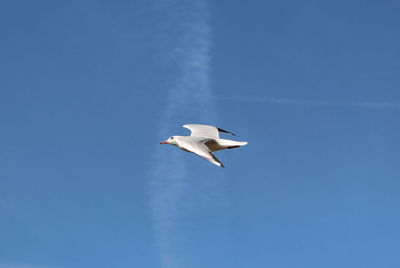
[171,137,174,139]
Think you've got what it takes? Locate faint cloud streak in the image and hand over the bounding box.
[149,1,214,268]
[214,95,400,109]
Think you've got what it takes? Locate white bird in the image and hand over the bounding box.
[160,124,248,168]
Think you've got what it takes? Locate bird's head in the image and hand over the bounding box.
[160,136,177,145]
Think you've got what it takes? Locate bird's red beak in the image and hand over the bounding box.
[160,141,168,144]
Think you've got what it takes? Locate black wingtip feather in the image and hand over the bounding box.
[217,127,236,136]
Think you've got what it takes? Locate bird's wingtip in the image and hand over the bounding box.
[217,127,235,136]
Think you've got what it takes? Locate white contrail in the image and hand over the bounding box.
[214,95,400,109]
[150,1,217,268]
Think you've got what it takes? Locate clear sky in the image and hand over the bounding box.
[1,1,400,268]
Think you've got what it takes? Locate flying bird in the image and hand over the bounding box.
[160,124,248,167]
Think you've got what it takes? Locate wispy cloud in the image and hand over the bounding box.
[150,1,215,268]
[214,95,400,109]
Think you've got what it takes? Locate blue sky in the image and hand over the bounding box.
[1,0,400,268]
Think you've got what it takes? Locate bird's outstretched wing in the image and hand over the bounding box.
[178,139,224,168]
[183,124,235,139]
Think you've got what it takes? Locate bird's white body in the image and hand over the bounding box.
[160,124,248,167]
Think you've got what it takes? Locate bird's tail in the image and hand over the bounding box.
[219,139,248,149]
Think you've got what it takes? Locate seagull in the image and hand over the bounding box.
[160,124,248,168]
